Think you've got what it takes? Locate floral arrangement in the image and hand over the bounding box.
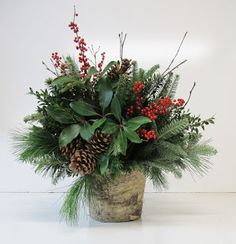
[13,7,217,224]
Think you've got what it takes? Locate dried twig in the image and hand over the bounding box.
[119,32,127,60]
[42,61,57,76]
[162,32,188,76]
[183,82,196,108]
[162,59,187,79]
[88,45,100,67]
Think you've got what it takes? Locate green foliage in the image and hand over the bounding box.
[12,126,59,162]
[111,95,121,121]
[125,116,152,130]
[70,100,98,116]
[112,130,128,156]
[97,78,113,111]
[60,176,94,224]
[46,106,75,124]
[157,119,189,140]
[59,124,81,146]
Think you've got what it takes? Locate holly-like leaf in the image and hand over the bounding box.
[98,155,109,175]
[70,100,98,116]
[124,127,142,143]
[102,120,118,134]
[101,61,116,76]
[90,118,107,133]
[111,96,121,121]
[80,123,93,141]
[59,124,81,146]
[46,107,75,124]
[125,116,152,131]
[98,79,113,111]
[112,130,127,156]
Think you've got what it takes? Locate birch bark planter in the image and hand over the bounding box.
[89,170,146,222]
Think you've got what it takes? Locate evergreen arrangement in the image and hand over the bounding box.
[12,7,217,224]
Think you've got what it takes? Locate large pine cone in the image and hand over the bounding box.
[86,130,112,155]
[69,149,97,176]
[60,137,83,159]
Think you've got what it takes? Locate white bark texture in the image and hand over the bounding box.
[89,170,146,222]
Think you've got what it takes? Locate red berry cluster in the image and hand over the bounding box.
[98,52,106,71]
[68,21,79,33]
[132,81,145,94]
[68,11,90,78]
[156,97,174,114]
[126,81,145,117]
[141,102,158,120]
[51,52,67,74]
[173,98,185,107]
[139,129,158,140]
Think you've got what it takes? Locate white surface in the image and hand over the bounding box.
[0,193,236,244]
[0,0,235,192]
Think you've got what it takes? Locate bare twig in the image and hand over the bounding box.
[119,32,127,60]
[183,82,196,108]
[162,59,187,79]
[162,32,188,76]
[88,45,100,67]
[42,61,57,76]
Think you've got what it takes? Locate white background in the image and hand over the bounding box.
[0,0,235,193]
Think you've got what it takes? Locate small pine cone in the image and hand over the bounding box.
[120,59,131,74]
[60,137,83,159]
[86,130,112,156]
[69,149,97,176]
[107,61,121,80]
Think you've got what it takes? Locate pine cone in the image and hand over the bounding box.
[60,137,83,159]
[120,58,131,74]
[86,130,112,155]
[107,59,131,80]
[69,149,97,175]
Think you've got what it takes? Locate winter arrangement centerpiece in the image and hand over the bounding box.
[13,7,217,224]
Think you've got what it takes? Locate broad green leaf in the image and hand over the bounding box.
[101,61,116,76]
[59,124,81,146]
[111,96,121,121]
[98,155,109,175]
[80,123,93,141]
[98,79,113,111]
[125,116,152,131]
[102,120,118,134]
[124,127,142,143]
[112,130,127,156]
[52,76,78,89]
[87,66,97,75]
[90,118,107,133]
[70,100,98,116]
[46,107,75,124]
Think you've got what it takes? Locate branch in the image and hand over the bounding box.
[162,32,188,76]
[183,82,196,108]
[119,32,127,60]
[42,61,57,76]
[162,59,187,79]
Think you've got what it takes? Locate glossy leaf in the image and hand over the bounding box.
[59,124,81,146]
[98,79,113,111]
[98,155,109,175]
[70,100,98,116]
[111,96,121,121]
[102,120,118,134]
[125,116,152,131]
[124,127,142,143]
[80,124,93,141]
[112,130,127,156]
[90,118,107,133]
